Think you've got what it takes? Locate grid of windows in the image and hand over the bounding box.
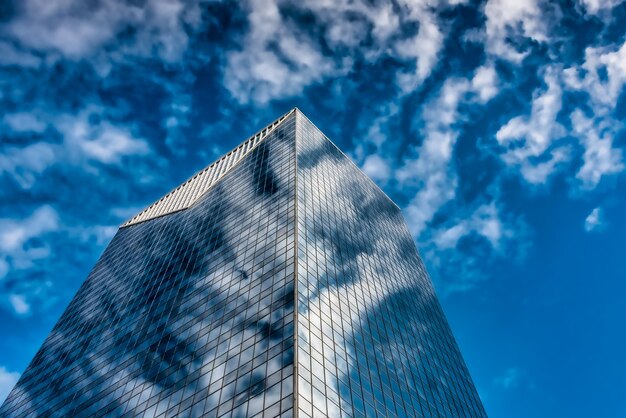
[1,109,486,418]
[295,112,486,418]
[0,114,297,418]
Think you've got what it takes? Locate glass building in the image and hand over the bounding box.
[0,109,486,418]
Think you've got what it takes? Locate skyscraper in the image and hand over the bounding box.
[0,109,486,417]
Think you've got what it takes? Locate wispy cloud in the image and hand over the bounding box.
[0,41,41,68]
[584,207,604,232]
[9,294,30,316]
[423,199,530,293]
[0,105,162,319]
[399,77,467,237]
[55,109,150,165]
[392,9,444,94]
[577,0,626,18]
[361,154,392,184]
[0,205,59,267]
[0,0,622,310]
[433,203,510,251]
[483,0,548,62]
[0,367,19,404]
[494,367,522,389]
[356,64,513,294]
[2,0,206,71]
[224,0,467,103]
[399,65,499,237]
[0,107,151,189]
[559,40,626,190]
[571,111,624,189]
[2,112,47,133]
[0,205,59,315]
[0,204,123,316]
[564,40,626,112]
[495,67,569,185]
[224,0,347,104]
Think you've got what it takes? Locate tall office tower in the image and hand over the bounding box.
[0,109,485,418]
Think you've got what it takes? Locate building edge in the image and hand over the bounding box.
[293,108,401,213]
[121,108,297,228]
[292,109,300,418]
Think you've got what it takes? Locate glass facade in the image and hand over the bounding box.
[294,112,485,418]
[0,109,485,417]
[0,113,297,418]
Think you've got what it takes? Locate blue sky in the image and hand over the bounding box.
[0,0,625,416]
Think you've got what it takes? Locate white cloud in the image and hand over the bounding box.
[577,0,625,15]
[224,0,468,103]
[0,206,59,254]
[9,294,30,315]
[571,110,624,189]
[398,65,499,236]
[0,41,41,68]
[519,148,570,185]
[496,67,568,184]
[465,204,505,248]
[483,0,547,62]
[398,78,468,236]
[433,203,509,251]
[1,0,193,165]
[0,108,150,189]
[3,112,47,133]
[398,66,531,292]
[394,13,444,94]
[353,102,399,161]
[494,57,625,190]
[421,199,528,294]
[564,40,626,113]
[0,205,59,297]
[0,206,59,315]
[226,2,317,104]
[0,142,57,189]
[224,0,342,104]
[561,41,626,190]
[0,367,20,404]
[434,223,469,249]
[361,154,391,184]
[56,113,149,165]
[7,0,116,59]
[353,103,399,184]
[471,65,499,103]
[382,0,468,93]
[1,0,205,71]
[369,3,400,41]
[0,206,121,316]
[584,207,603,232]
